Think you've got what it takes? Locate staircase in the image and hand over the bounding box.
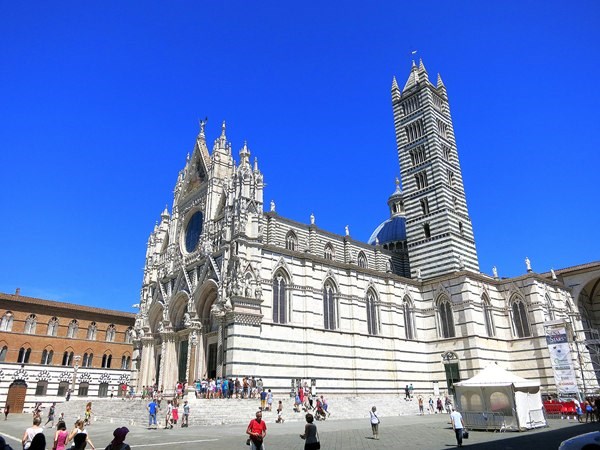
[51,394,429,427]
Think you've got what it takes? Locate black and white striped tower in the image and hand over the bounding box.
[391,60,479,279]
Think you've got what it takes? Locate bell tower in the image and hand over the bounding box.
[391,60,479,279]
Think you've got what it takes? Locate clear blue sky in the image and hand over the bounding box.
[1,1,598,312]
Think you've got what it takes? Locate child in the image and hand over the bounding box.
[275,401,285,423]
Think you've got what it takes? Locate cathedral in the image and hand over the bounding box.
[133,60,600,398]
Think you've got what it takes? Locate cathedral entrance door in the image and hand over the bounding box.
[207,342,217,379]
[6,380,27,413]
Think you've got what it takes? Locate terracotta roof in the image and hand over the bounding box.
[541,261,600,276]
[0,292,136,320]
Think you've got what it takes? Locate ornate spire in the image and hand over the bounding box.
[161,205,170,220]
[436,73,445,88]
[198,118,206,139]
[239,140,251,166]
[403,60,420,91]
[253,157,259,172]
[221,120,227,138]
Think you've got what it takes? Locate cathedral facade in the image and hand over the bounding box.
[133,61,600,397]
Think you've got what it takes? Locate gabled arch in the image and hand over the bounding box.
[170,291,191,329]
[324,243,335,260]
[194,279,219,325]
[24,314,37,334]
[365,288,380,336]
[285,230,298,251]
[544,294,555,321]
[323,279,338,331]
[272,269,291,324]
[357,251,368,269]
[148,301,165,334]
[0,311,14,331]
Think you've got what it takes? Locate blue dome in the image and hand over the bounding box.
[368,216,407,245]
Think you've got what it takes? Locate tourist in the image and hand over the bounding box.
[320,396,330,417]
[369,406,380,440]
[418,396,424,415]
[4,403,9,420]
[84,402,93,426]
[0,436,14,450]
[276,401,285,423]
[68,419,96,450]
[260,388,267,411]
[300,413,320,449]
[147,397,158,428]
[234,378,241,398]
[437,397,443,414]
[54,421,69,450]
[445,396,453,414]
[246,410,267,450]
[22,416,44,450]
[104,426,130,450]
[165,400,173,429]
[449,407,466,447]
[172,401,179,426]
[28,434,46,450]
[46,402,56,428]
[428,397,435,414]
[71,433,88,450]
[266,389,273,411]
[182,400,190,427]
[409,383,414,399]
[405,385,410,400]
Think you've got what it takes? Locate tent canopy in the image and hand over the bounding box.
[454,363,539,389]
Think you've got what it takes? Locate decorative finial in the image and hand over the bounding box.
[416,268,422,280]
[345,225,350,236]
[254,157,259,172]
[221,120,226,137]
[551,268,557,280]
[492,266,498,279]
[375,237,379,245]
[436,73,445,88]
[310,213,315,225]
[270,200,276,212]
[392,76,399,90]
[199,117,207,136]
[525,257,532,273]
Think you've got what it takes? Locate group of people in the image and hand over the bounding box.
[246,410,321,450]
[193,376,266,399]
[147,397,190,429]
[20,415,131,450]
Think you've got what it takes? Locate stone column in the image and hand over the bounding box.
[139,335,156,389]
[159,328,178,396]
[186,324,202,387]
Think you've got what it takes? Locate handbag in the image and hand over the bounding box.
[246,438,251,445]
[462,429,469,439]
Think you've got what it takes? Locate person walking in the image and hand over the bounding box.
[68,419,96,450]
[300,413,320,449]
[246,410,267,450]
[147,398,158,429]
[28,434,46,450]
[104,426,130,450]
[182,400,190,427]
[450,407,466,447]
[369,406,380,440]
[418,396,424,415]
[276,400,285,423]
[53,421,69,450]
[45,402,56,428]
[4,403,9,420]
[22,416,44,450]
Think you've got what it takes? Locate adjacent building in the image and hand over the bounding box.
[0,290,135,412]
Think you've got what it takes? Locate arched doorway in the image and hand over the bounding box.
[6,380,27,413]
[442,351,461,398]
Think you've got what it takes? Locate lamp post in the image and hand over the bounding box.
[71,355,81,395]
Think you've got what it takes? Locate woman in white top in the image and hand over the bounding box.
[22,416,44,450]
[68,419,96,450]
[369,406,380,440]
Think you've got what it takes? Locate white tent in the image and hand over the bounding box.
[454,364,547,431]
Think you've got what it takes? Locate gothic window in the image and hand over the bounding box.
[405,119,424,143]
[482,295,495,337]
[87,322,97,340]
[414,171,428,190]
[512,298,531,338]
[323,282,337,331]
[121,355,131,369]
[40,349,53,365]
[403,95,420,115]
[101,353,113,368]
[545,295,555,321]
[24,314,37,334]
[47,317,59,336]
[420,198,430,215]
[423,223,431,239]
[98,383,109,398]
[459,222,464,235]
[285,231,297,251]
[403,297,415,340]
[0,312,14,331]
[447,170,455,187]
[272,273,289,324]
[436,119,448,138]
[18,347,31,363]
[35,381,48,396]
[366,290,380,336]
[357,252,368,269]
[438,297,455,338]
[0,346,7,362]
[67,320,78,338]
[124,327,133,344]
[433,94,443,111]
[443,144,451,161]
[324,243,335,260]
[57,381,69,397]
[106,324,116,342]
[82,352,93,368]
[78,382,89,397]
[62,351,74,366]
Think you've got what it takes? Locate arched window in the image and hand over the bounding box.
[0,312,14,331]
[40,349,53,365]
[18,347,31,363]
[512,298,531,338]
[438,297,455,338]
[323,282,337,331]
[403,297,415,340]
[545,294,555,321]
[87,322,97,340]
[324,243,334,260]
[82,352,93,368]
[366,290,379,336]
[357,252,368,269]
[482,295,495,337]
[24,314,37,334]
[47,317,59,336]
[102,353,112,368]
[0,346,7,362]
[272,273,288,324]
[285,231,297,251]
[124,327,133,343]
[106,324,116,342]
[121,355,131,369]
[424,223,431,239]
[67,320,78,338]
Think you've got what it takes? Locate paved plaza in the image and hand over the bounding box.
[3,413,600,449]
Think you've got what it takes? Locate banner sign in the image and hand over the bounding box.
[546,327,579,395]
